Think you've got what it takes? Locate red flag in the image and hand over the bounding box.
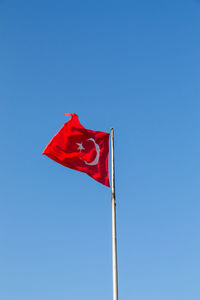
[42,113,110,187]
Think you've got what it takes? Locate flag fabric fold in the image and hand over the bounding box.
[43,113,110,187]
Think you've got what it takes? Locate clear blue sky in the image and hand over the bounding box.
[1,1,200,299]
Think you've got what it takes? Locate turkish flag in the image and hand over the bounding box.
[43,113,110,187]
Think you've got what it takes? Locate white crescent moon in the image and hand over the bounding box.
[83,138,100,166]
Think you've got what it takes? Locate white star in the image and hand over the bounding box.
[76,142,85,152]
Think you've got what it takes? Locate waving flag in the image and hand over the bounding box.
[42,113,110,187]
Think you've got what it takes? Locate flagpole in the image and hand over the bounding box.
[111,128,118,300]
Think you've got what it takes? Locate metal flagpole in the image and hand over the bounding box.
[111,128,118,300]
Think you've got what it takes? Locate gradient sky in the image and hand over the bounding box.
[1,1,200,299]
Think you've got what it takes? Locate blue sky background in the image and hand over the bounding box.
[1,1,200,299]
